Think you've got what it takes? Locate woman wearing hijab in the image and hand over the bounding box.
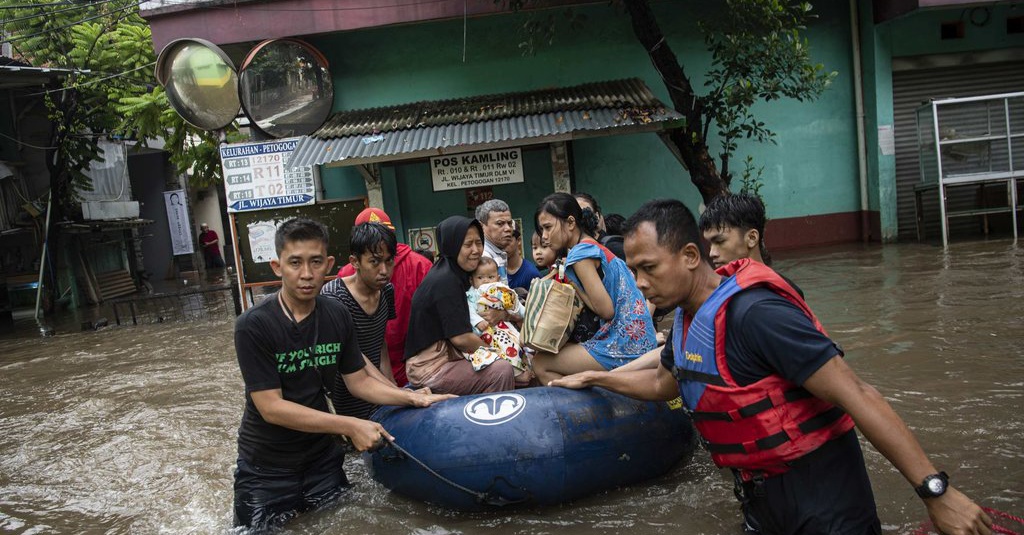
[404,216,516,394]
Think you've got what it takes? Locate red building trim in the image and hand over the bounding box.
[767,211,881,251]
[143,0,594,51]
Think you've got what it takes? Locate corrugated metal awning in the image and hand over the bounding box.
[287,78,683,168]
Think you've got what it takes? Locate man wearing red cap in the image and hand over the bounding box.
[338,207,432,386]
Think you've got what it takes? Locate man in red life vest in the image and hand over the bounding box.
[551,199,991,535]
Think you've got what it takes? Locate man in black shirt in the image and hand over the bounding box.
[233,218,453,531]
[551,200,991,535]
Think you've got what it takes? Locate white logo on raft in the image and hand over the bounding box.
[463,393,527,426]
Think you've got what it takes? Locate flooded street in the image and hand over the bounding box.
[0,241,1021,534]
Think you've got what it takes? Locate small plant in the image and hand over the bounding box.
[738,155,765,202]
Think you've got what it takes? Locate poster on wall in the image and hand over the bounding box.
[430,148,524,191]
[465,187,494,211]
[407,227,438,258]
[220,138,318,212]
[247,220,279,263]
[164,189,194,255]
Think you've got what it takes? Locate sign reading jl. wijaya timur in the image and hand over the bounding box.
[219,138,316,212]
[430,148,524,191]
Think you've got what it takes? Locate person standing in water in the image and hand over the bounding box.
[552,200,992,535]
[337,208,433,386]
[232,218,453,531]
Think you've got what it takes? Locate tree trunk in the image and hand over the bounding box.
[622,0,728,203]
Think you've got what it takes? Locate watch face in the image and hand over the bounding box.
[928,478,945,494]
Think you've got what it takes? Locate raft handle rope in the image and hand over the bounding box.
[383,438,531,507]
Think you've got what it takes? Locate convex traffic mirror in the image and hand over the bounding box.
[156,38,240,131]
[238,39,334,138]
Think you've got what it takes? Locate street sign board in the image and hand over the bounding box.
[219,138,317,212]
[429,148,524,191]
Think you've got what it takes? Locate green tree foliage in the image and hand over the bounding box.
[1,0,228,219]
[500,0,834,202]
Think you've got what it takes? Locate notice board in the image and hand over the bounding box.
[232,199,366,285]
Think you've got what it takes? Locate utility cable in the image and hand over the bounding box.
[1,0,146,44]
[18,61,155,97]
[0,1,83,9]
[0,129,58,150]
[0,0,120,26]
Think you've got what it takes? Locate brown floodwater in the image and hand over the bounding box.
[0,240,1021,534]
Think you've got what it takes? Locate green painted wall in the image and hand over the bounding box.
[320,166,368,201]
[887,5,1024,57]
[859,0,897,240]
[310,1,862,232]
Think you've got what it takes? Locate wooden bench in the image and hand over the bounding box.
[94,270,137,300]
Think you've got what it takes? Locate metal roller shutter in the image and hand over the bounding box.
[893,61,1024,240]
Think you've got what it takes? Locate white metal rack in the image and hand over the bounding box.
[915,91,1024,247]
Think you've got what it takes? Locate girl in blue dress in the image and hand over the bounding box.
[532,193,656,384]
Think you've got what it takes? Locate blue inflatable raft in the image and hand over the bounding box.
[366,386,696,511]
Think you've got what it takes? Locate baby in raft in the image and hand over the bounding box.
[465,256,533,385]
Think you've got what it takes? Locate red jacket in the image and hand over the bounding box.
[338,243,432,386]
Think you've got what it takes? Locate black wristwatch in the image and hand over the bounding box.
[915,471,949,498]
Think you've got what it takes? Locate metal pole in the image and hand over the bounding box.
[227,211,247,312]
[34,190,53,326]
[1005,96,1018,243]
[849,0,871,242]
[932,101,950,248]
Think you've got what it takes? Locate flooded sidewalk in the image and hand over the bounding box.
[0,241,1020,534]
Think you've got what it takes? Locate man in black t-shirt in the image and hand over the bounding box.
[551,200,991,535]
[233,218,453,531]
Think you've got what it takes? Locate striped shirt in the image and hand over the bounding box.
[321,278,396,419]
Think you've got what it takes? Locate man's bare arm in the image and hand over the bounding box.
[804,357,992,535]
[549,363,678,402]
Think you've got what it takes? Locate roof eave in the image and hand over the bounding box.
[323,121,681,168]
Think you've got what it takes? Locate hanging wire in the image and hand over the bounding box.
[18,62,155,97]
[0,0,120,26]
[0,0,147,44]
[0,130,59,150]
[0,1,83,9]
